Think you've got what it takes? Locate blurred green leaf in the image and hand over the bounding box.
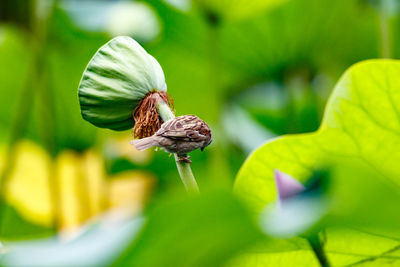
[0,200,53,240]
[44,9,108,152]
[234,59,400,265]
[217,0,379,84]
[0,0,34,31]
[194,0,288,21]
[1,9,109,152]
[0,26,33,142]
[114,190,263,267]
[1,191,263,267]
[325,163,400,229]
[227,227,400,266]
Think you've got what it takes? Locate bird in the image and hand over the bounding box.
[130,115,212,163]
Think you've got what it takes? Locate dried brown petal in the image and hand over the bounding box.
[133,91,174,138]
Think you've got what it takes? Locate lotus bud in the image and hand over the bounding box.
[78,36,173,137]
[260,170,326,238]
[274,169,305,204]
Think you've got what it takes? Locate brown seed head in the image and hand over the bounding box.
[133,91,174,138]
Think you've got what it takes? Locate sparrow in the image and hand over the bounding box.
[130,115,212,163]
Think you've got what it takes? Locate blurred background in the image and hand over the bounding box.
[0,0,398,243]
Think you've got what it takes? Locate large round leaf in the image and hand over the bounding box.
[78,36,167,131]
[233,59,400,266]
[235,59,400,212]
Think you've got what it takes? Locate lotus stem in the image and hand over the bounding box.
[308,234,330,267]
[156,101,200,194]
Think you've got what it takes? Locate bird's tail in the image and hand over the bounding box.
[130,136,159,151]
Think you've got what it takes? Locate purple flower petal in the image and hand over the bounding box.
[274,169,305,201]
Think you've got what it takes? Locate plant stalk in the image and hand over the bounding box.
[379,0,392,58]
[156,101,200,194]
[308,234,330,267]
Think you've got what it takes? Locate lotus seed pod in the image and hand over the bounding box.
[78,36,167,131]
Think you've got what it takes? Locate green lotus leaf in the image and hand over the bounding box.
[78,36,167,131]
[233,59,400,266]
[235,59,400,212]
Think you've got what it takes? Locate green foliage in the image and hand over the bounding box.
[0,191,263,267]
[44,8,109,152]
[0,26,33,142]
[228,227,400,267]
[147,0,380,125]
[0,200,53,240]
[0,10,109,152]
[234,60,400,265]
[0,0,34,31]
[1,0,400,266]
[114,190,263,267]
[235,59,400,211]
[193,0,288,21]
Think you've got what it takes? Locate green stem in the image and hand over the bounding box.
[379,0,392,58]
[308,234,330,267]
[156,101,200,194]
[30,0,61,233]
[205,15,232,186]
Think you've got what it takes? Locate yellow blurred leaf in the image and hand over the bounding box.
[0,140,155,236]
[81,150,105,216]
[108,171,155,215]
[55,149,105,233]
[5,141,53,227]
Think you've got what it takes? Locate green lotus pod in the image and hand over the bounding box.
[78,36,167,131]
